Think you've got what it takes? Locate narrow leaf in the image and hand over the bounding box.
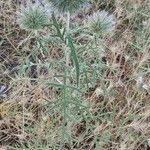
[67,35,80,87]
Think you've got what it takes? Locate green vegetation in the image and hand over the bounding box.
[0,0,149,149]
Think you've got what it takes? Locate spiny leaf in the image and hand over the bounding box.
[52,13,64,41]
[67,35,80,87]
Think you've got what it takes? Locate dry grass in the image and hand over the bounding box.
[0,0,150,150]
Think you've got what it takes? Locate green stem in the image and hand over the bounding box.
[65,11,71,85]
[66,11,70,34]
[66,11,70,68]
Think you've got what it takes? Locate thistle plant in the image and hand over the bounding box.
[2,0,149,149]
[86,10,116,36]
[48,0,87,14]
[48,0,88,38]
[47,0,86,86]
[16,2,49,31]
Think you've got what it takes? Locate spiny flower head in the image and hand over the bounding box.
[16,2,49,31]
[86,10,116,36]
[48,0,87,14]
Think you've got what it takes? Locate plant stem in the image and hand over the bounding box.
[66,11,70,34]
[66,11,70,75]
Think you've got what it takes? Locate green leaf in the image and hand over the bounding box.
[52,13,64,41]
[67,35,80,87]
[46,82,81,93]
